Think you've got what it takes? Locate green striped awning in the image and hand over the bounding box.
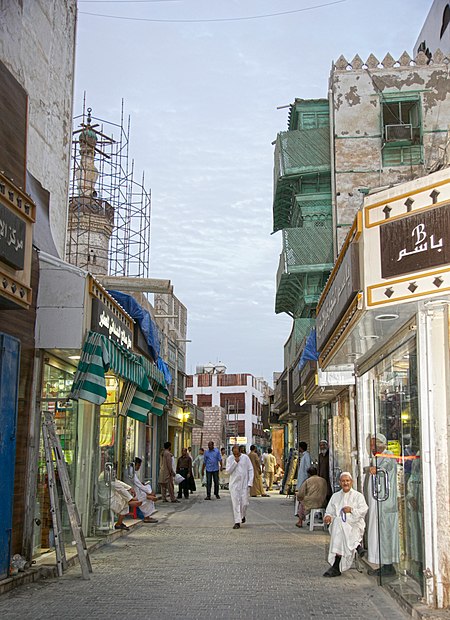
[70,331,167,419]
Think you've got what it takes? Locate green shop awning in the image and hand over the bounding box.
[69,331,167,419]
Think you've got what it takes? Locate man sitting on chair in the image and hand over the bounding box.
[323,472,368,577]
[296,466,328,528]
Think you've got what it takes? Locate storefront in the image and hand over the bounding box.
[0,172,35,576]
[317,169,450,609]
[33,261,169,554]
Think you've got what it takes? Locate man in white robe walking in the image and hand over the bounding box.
[323,472,368,577]
[226,444,254,529]
[133,457,158,524]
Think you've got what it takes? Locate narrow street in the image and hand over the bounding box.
[0,492,408,620]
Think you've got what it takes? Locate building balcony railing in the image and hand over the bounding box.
[275,227,333,318]
[284,318,315,369]
[273,127,331,232]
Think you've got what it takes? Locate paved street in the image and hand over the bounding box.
[0,491,408,620]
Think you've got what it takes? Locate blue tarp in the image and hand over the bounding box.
[157,357,173,385]
[107,290,161,362]
[298,328,319,371]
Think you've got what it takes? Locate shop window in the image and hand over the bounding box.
[381,98,423,167]
[299,111,329,130]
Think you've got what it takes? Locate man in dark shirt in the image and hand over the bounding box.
[318,439,333,501]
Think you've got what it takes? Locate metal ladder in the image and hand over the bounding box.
[42,410,93,580]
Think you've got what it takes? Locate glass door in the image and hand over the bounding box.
[328,395,352,492]
[365,338,423,593]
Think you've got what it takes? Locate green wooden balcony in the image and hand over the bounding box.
[275,226,333,318]
[273,127,331,232]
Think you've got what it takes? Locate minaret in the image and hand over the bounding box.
[67,108,115,275]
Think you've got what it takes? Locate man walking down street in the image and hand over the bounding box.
[249,445,270,497]
[263,448,277,491]
[226,444,254,529]
[159,441,179,503]
[202,441,222,500]
[176,447,193,499]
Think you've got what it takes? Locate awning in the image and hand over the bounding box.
[69,331,167,418]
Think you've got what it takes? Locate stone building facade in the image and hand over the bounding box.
[331,50,450,249]
[191,406,226,451]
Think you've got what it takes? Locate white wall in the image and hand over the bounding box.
[0,1,77,257]
[414,0,450,56]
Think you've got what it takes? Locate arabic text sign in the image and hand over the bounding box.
[0,200,25,270]
[380,204,450,279]
[91,297,133,349]
[316,243,360,351]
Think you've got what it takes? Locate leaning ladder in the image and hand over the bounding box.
[42,410,93,580]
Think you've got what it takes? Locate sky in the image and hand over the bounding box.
[74,0,427,382]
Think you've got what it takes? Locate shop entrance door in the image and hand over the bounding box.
[328,395,352,493]
[365,338,424,594]
[0,333,20,579]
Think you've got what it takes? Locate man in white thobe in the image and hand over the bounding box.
[323,472,368,577]
[133,457,158,524]
[98,472,141,531]
[366,433,399,577]
[226,444,254,529]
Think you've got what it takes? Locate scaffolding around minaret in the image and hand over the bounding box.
[66,100,151,278]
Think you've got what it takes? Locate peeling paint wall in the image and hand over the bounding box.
[0,0,77,257]
[330,52,450,250]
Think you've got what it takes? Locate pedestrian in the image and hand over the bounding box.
[323,472,368,577]
[133,457,158,523]
[295,466,327,528]
[263,448,277,491]
[193,448,205,479]
[219,447,228,489]
[202,441,222,500]
[226,444,254,529]
[318,439,333,501]
[249,445,270,497]
[176,447,193,499]
[239,445,246,454]
[159,441,179,503]
[366,433,399,577]
[295,442,311,492]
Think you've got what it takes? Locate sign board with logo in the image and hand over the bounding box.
[380,204,450,278]
[229,437,247,445]
[363,169,450,307]
[0,173,35,309]
[90,293,133,349]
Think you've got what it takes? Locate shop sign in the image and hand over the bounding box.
[229,436,247,445]
[91,297,133,349]
[316,243,360,351]
[380,204,450,278]
[0,200,26,270]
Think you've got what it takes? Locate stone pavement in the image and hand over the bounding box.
[0,490,409,620]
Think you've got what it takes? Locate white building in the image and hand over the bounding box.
[414,0,450,58]
[186,365,269,451]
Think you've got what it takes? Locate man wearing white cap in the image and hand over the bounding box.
[366,433,399,577]
[323,471,368,577]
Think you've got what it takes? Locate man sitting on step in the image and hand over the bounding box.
[323,472,368,577]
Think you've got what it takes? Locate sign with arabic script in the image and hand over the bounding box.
[91,297,133,349]
[0,200,25,270]
[380,204,450,279]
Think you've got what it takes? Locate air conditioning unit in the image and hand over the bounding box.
[385,124,412,142]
